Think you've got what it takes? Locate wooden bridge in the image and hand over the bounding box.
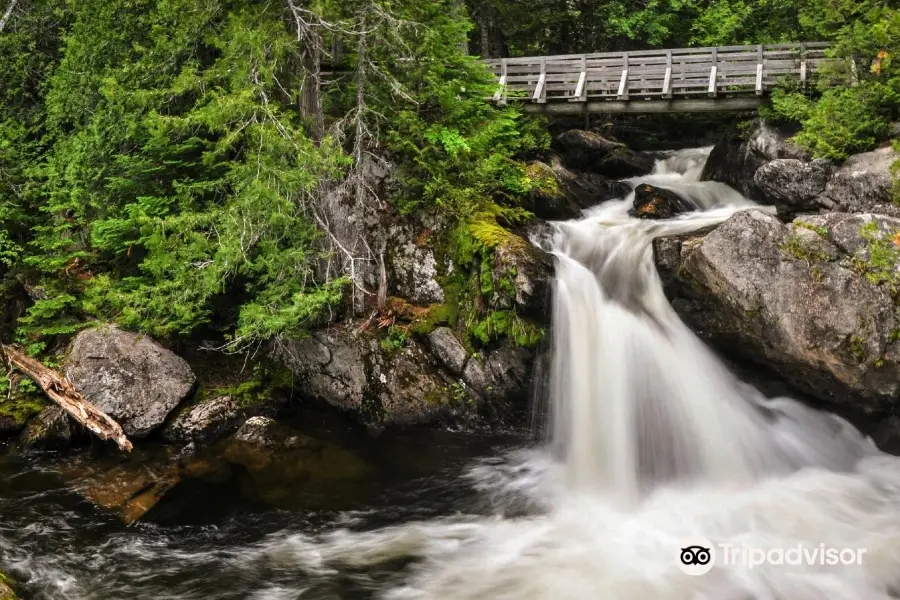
[484,43,833,113]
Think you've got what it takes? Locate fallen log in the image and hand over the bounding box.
[1,345,133,452]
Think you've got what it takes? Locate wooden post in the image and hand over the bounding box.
[708,47,718,97]
[533,56,547,103]
[493,58,508,103]
[574,54,587,101]
[663,50,672,98]
[617,52,629,100]
[799,42,807,86]
[756,44,764,95]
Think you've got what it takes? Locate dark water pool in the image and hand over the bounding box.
[0,412,527,600]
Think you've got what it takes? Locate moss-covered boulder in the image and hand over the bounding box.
[0,571,16,600]
[19,406,75,451]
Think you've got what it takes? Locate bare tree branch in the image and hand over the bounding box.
[0,0,19,33]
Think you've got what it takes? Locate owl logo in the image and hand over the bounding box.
[676,537,715,575]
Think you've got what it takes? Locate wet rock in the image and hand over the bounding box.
[426,327,469,376]
[162,396,254,445]
[462,345,533,402]
[753,158,832,214]
[630,183,695,219]
[817,147,899,212]
[555,130,655,178]
[19,406,72,450]
[488,241,554,319]
[523,160,631,219]
[65,326,196,437]
[666,209,900,416]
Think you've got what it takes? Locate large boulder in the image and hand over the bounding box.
[65,326,196,437]
[662,209,900,417]
[271,327,474,428]
[555,130,655,178]
[753,158,832,214]
[701,122,810,202]
[817,147,899,212]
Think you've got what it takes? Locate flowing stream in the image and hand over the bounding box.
[4,149,900,599]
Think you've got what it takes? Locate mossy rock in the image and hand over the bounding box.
[0,374,49,437]
[0,571,17,600]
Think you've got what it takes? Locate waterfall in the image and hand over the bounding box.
[545,151,875,501]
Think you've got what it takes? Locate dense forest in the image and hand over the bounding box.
[0,0,897,359]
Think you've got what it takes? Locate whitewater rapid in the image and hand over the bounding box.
[272,147,900,600]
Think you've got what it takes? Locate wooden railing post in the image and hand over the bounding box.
[800,42,807,87]
[574,54,587,101]
[493,58,508,104]
[663,50,673,98]
[756,44,764,95]
[533,56,547,103]
[708,47,718,97]
[617,52,629,100]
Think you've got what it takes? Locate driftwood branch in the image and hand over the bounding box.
[2,345,133,452]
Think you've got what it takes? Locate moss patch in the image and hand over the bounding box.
[0,371,48,432]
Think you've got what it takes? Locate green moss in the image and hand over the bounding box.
[780,231,830,264]
[0,571,15,600]
[0,371,48,430]
[524,162,566,201]
[849,334,867,363]
[794,221,828,238]
[195,360,294,409]
[858,221,900,295]
[468,310,544,348]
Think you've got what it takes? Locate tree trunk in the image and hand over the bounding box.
[2,345,133,452]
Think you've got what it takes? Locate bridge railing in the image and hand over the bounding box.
[484,43,832,104]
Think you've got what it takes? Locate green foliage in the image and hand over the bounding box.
[379,326,409,352]
[858,220,900,295]
[468,310,543,347]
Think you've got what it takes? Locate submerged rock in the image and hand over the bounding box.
[630,184,694,219]
[65,326,196,437]
[662,209,900,416]
[223,416,369,509]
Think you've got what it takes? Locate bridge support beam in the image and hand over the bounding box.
[523,97,764,115]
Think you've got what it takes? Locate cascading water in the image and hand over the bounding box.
[293,148,900,600]
[546,151,875,500]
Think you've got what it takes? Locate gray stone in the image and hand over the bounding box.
[162,396,250,444]
[818,147,899,212]
[488,242,554,319]
[667,210,900,416]
[427,327,469,375]
[65,326,196,437]
[19,406,72,450]
[753,158,831,214]
[389,240,445,305]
